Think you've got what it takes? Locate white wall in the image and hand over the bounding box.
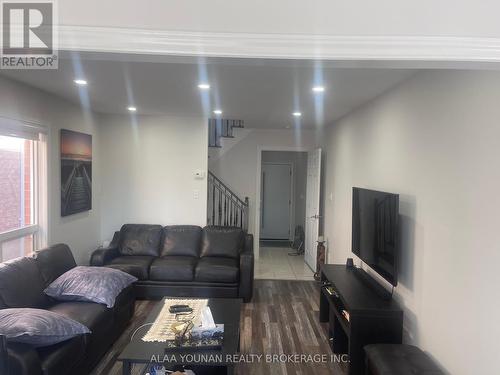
[99,114,208,239]
[209,128,318,254]
[0,77,210,260]
[60,0,500,38]
[0,76,101,265]
[322,70,500,374]
[262,151,308,234]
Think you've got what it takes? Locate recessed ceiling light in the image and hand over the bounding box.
[74,79,87,86]
[127,106,137,112]
[292,112,302,117]
[198,83,210,90]
[213,109,223,115]
[312,86,325,92]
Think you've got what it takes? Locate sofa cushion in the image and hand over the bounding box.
[160,225,202,257]
[48,301,112,338]
[119,224,162,256]
[200,226,244,259]
[195,257,239,283]
[365,344,445,375]
[0,257,51,309]
[107,256,154,280]
[37,336,86,375]
[113,285,135,312]
[6,342,43,375]
[35,244,77,285]
[48,302,115,375]
[150,256,197,282]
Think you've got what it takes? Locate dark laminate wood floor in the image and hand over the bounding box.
[91,280,346,375]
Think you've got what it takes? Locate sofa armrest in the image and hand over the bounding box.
[90,231,120,266]
[239,233,254,303]
[0,334,8,375]
[5,341,42,375]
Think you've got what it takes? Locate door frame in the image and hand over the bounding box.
[255,146,310,259]
[304,148,322,271]
[260,161,294,241]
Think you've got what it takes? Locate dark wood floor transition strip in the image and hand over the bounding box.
[92,280,346,375]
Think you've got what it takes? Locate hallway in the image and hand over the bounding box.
[255,245,315,280]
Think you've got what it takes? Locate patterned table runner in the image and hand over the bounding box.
[142,298,208,342]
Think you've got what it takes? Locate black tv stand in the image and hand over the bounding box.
[320,264,403,375]
[352,266,392,301]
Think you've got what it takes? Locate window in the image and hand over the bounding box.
[0,119,47,262]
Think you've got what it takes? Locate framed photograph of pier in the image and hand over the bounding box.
[60,129,92,216]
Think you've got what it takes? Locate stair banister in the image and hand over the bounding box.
[207,171,249,231]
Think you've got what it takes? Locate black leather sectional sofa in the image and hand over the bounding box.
[91,225,254,302]
[0,244,135,375]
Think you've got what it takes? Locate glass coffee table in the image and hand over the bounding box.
[118,298,241,375]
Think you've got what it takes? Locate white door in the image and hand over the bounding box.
[305,149,322,270]
[260,163,292,240]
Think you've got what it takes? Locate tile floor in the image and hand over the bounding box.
[255,245,315,280]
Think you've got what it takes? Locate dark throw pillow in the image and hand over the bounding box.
[44,266,137,308]
[0,308,90,347]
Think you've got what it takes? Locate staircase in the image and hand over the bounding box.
[207,118,249,231]
[207,171,249,231]
[208,118,244,148]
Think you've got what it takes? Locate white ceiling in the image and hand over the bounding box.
[59,0,500,38]
[1,56,416,128]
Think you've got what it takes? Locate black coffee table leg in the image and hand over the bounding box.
[122,361,131,375]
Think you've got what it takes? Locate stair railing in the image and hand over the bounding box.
[208,118,244,148]
[207,171,249,231]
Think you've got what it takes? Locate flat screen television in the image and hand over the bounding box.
[352,187,399,286]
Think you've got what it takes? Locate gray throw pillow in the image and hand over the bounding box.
[0,308,90,347]
[44,266,137,308]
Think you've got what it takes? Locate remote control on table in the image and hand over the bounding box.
[169,305,193,314]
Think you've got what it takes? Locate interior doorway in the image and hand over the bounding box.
[260,162,292,240]
[256,150,314,280]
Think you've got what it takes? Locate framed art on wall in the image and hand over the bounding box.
[60,129,92,216]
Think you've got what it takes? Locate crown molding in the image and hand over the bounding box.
[59,26,500,63]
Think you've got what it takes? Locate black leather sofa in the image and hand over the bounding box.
[91,225,254,302]
[365,344,444,375]
[0,244,135,375]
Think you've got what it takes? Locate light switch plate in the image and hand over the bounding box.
[194,170,206,179]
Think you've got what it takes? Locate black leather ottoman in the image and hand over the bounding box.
[364,344,444,375]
